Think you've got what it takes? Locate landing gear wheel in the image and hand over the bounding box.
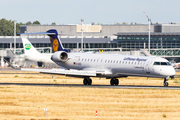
[83,78,92,85]
[83,78,88,85]
[114,79,119,86]
[164,82,169,87]
[87,78,92,85]
[110,79,114,85]
[163,77,169,87]
[110,78,119,86]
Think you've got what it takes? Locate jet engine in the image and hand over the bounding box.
[51,51,68,62]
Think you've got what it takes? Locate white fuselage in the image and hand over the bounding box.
[24,53,53,63]
[53,52,176,78]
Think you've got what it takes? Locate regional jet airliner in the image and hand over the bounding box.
[20,29,176,87]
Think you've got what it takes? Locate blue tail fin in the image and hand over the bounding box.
[46,29,68,53]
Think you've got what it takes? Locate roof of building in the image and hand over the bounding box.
[0,38,113,44]
[115,32,180,36]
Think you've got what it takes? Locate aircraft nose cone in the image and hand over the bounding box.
[168,67,176,76]
[160,67,176,76]
[172,68,176,76]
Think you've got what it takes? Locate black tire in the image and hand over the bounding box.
[83,78,88,85]
[114,79,119,86]
[110,79,114,85]
[88,78,92,85]
[164,82,169,87]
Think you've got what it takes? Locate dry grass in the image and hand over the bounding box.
[0,72,180,119]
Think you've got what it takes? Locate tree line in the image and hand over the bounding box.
[0,18,56,36]
[0,18,128,36]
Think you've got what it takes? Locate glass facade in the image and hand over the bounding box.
[0,43,23,49]
[117,35,180,51]
[0,43,117,51]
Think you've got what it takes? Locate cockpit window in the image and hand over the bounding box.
[153,62,171,66]
[153,62,160,65]
[161,62,167,65]
[167,62,171,65]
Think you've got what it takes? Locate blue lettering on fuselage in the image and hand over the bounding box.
[123,57,147,61]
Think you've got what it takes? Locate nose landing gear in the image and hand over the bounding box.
[164,76,169,87]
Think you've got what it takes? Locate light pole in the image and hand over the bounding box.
[14,20,16,54]
[143,11,151,53]
[148,18,151,53]
[81,19,84,52]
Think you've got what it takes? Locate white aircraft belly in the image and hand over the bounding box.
[21,68,96,76]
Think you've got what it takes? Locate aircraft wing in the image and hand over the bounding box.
[21,68,96,77]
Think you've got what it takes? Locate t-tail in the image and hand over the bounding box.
[46,29,68,53]
[19,29,69,53]
[22,37,40,55]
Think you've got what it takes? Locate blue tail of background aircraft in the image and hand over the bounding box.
[46,29,69,53]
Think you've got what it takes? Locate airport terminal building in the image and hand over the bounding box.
[1,23,180,57]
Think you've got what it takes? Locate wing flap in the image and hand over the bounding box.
[21,68,96,77]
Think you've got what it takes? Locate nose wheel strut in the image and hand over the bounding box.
[164,77,169,87]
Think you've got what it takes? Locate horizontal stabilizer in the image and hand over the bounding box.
[19,32,71,36]
[21,68,96,77]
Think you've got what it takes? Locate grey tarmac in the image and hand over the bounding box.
[0,82,180,90]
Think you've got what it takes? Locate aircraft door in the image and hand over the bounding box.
[145,61,153,74]
[97,58,103,71]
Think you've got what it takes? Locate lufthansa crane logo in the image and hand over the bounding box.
[53,39,59,52]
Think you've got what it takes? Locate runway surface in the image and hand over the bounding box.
[0,68,180,89]
[0,82,180,90]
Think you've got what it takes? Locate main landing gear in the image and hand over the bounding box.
[83,77,119,86]
[83,77,92,85]
[110,78,119,86]
[164,76,169,87]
